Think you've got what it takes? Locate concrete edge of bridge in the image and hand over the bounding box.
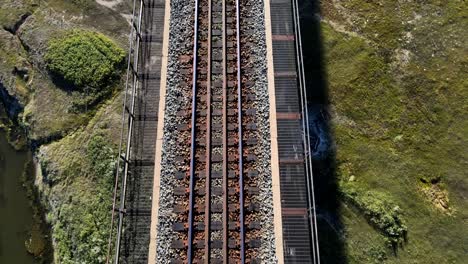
[148,0,172,263]
[264,0,285,263]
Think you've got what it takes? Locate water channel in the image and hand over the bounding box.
[0,131,37,263]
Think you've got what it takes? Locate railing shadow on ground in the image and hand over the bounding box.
[298,0,347,263]
[119,1,158,263]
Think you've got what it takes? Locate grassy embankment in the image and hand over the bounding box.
[319,0,467,263]
[0,0,130,263]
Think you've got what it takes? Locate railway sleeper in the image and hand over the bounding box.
[210,258,243,264]
[210,153,238,162]
[172,222,204,232]
[181,186,255,197]
[246,203,260,212]
[212,29,222,36]
[178,170,234,180]
[227,66,236,74]
[179,54,192,63]
[175,171,187,180]
[173,204,187,213]
[228,153,239,162]
[211,95,223,102]
[243,80,255,88]
[228,94,238,101]
[248,221,261,230]
[197,80,207,86]
[246,186,260,195]
[245,138,258,146]
[245,154,257,162]
[176,110,191,117]
[246,122,257,130]
[245,108,256,116]
[170,259,260,264]
[214,203,235,213]
[177,123,190,131]
[173,187,189,196]
[170,239,186,249]
[247,239,262,248]
[211,123,237,131]
[247,259,261,264]
[245,169,259,178]
[211,108,238,116]
[179,68,192,75]
[180,170,235,180]
[211,170,236,179]
[195,151,207,159]
[170,239,235,251]
[197,137,237,147]
[197,109,207,117]
[197,68,208,76]
[172,220,245,232]
[210,81,223,89]
[244,94,256,101]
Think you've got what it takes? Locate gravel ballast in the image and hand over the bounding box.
[155,0,277,262]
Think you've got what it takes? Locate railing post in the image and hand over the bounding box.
[106,0,145,263]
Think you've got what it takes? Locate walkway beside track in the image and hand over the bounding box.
[120,1,166,263]
[268,0,320,263]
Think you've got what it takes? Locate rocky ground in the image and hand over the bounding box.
[0,0,132,263]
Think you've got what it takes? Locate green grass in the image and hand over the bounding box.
[321,1,468,262]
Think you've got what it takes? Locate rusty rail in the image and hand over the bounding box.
[187,0,200,260]
[235,0,245,262]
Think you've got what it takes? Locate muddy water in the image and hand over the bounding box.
[0,131,36,263]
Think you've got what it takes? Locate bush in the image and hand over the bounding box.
[45,29,125,89]
[341,183,408,246]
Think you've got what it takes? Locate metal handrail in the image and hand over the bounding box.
[106,0,145,263]
[291,0,321,263]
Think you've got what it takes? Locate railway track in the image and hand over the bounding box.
[171,0,261,263]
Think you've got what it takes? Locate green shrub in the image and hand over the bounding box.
[45,29,125,89]
[341,183,408,246]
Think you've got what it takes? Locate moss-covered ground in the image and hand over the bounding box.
[316,0,467,263]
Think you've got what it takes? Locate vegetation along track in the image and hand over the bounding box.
[171,0,262,263]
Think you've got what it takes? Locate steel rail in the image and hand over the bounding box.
[235,0,245,262]
[222,0,229,262]
[291,0,320,262]
[106,0,138,262]
[113,1,144,263]
[187,0,200,261]
[204,0,213,262]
